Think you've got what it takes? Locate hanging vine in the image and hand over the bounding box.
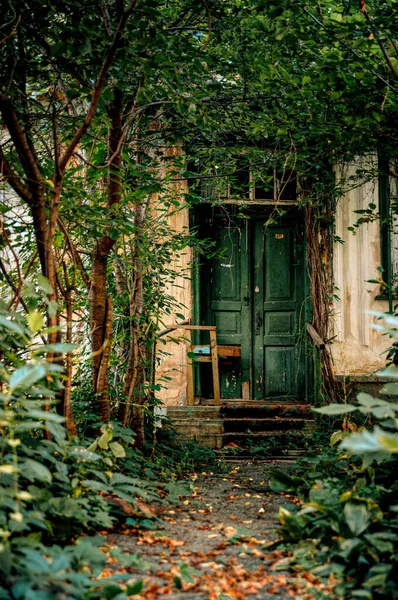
[303,181,341,402]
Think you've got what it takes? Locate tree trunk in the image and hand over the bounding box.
[123,201,146,450]
[64,285,78,436]
[90,88,123,421]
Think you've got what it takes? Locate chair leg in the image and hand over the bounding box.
[186,330,194,406]
[210,329,220,405]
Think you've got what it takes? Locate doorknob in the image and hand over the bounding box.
[256,312,262,334]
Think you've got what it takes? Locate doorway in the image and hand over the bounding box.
[197,205,308,401]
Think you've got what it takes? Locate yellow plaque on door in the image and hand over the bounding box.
[275,233,284,239]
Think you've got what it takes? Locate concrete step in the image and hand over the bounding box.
[223,417,315,433]
[165,402,315,449]
[223,430,308,445]
[166,406,220,420]
[220,403,313,419]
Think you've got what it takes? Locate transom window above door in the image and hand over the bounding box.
[191,156,297,204]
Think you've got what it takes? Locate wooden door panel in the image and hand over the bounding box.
[265,229,295,301]
[264,311,296,346]
[265,347,295,395]
[201,215,250,398]
[253,220,305,400]
[201,210,305,400]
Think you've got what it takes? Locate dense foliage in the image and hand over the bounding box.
[1,0,398,597]
[271,380,398,598]
[0,300,217,598]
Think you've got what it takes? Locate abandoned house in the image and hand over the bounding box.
[155,154,398,448]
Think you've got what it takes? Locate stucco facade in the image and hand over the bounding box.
[156,160,393,405]
[332,161,390,376]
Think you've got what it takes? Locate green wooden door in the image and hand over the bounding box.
[201,216,251,398]
[200,210,306,400]
[253,220,306,400]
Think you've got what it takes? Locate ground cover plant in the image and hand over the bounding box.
[270,388,398,599]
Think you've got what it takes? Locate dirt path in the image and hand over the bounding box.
[106,461,314,599]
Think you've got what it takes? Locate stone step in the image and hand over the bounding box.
[166,406,220,420]
[223,417,315,433]
[220,403,312,419]
[166,402,315,449]
[223,430,308,444]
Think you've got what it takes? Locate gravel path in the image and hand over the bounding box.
[105,460,316,599]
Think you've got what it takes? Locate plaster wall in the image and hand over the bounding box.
[152,147,192,406]
[332,160,390,376]
[156,157,393,406]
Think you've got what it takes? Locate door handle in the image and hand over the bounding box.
[256,312,262,334]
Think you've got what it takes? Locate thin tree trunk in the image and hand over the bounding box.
[64,286,77,436]
[90,88,123,421]
[123,201,146,450]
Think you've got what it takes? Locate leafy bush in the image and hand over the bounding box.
[0,305,151,598]
[0,302,218,598]
[270,391,398,599]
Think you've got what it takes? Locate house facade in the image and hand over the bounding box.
[156,157,395,406]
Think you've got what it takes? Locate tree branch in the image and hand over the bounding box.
[58,0,138,175]
[360,0,398,81]
[0,97,43,188]
[302,6,398,92]
[0,147,33,204]
[200,0,212,51]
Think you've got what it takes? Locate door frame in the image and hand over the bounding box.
[191,203,312,401]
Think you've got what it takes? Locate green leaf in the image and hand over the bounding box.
[28,409,65,423]
[313,403,356,415]
[47,300,58,318]
[21,459,52,483]
[377,431,398,453]
[9,364,46,390]
[27,311,44,333]
[104,585,125,600]
[356,393,388,407]
[126,581,144,595]
[380,383,398,395]
[109,441,126,458]
[87,439,98,452]
[37,274,53,295]
[344,501,370,535]
[98,426,113,449]
[330,430,349,446]
[269,469,304,492]
[0,316,26,336]
[34,343,76,354]
[340,429,383,454]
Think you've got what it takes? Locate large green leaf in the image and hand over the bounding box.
[340,428,383,454]
[313,403,356,415]
[98,426,113,450]
[20,459,52,483]
[37,274,53,295]
[27,311,44,334]
[109,442,126,458]
[377,431,398,453]
[9,365,46,391]
[0,316,26,336]
[344,501,370,535]
[356,393,389,408]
